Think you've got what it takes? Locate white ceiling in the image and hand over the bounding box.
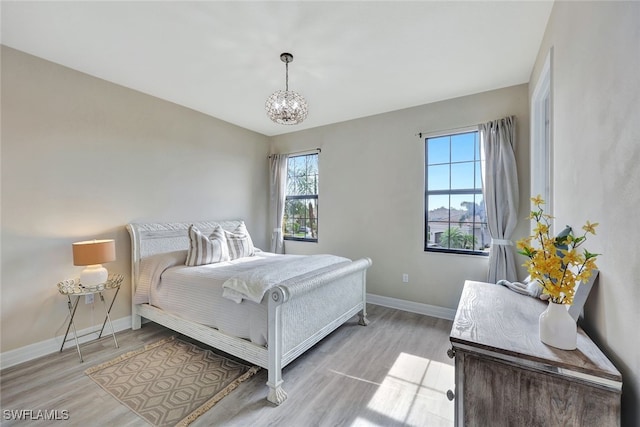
[1,1,553,136]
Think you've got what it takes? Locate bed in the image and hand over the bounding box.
[126,220,372,405]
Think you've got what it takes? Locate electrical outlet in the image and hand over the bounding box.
[85,294,94,304]
[402,273,409,283]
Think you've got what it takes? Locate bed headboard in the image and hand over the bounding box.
[126,220,244,293]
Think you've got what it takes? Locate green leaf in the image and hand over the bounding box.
[584,249,600,260]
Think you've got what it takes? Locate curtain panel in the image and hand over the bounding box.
[269,154,288,254]
[480,116,519,282]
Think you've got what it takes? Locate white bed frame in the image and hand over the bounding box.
[126,220,372,405]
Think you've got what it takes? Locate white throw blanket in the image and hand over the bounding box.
[222,254,349,303]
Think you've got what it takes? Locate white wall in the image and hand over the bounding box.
[1,46,270,353]
[530,2,640,425]
[270,84,530,310]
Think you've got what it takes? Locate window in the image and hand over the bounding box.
[283,153,318,242]
[424,130,489,255]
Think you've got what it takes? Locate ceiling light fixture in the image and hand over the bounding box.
[265,53,308,125]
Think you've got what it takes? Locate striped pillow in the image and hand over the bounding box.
[185,225,230,266]
[224,222,255,260]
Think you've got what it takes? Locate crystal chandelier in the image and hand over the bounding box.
[265,53,308,125]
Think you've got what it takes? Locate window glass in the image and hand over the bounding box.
[451,133,476,162]
[427,164,450,191]
[450,163,475,189]
[427,136,449,164]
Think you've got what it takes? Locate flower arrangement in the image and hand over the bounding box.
[516,195,599,305]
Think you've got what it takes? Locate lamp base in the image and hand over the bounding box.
[80,264,108,287]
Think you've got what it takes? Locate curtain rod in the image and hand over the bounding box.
[415,124,479,139]
[268,147,321,158]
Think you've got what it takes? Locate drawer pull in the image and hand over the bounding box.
[447,348,455,359]
[446,389,455,401]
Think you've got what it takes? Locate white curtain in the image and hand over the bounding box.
[480,116,519,282]
[269,154,288,254]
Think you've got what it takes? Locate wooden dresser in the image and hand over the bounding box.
[449,280,622,427]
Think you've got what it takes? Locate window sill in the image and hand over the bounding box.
[424,247,489,257]
[284,237,318,243]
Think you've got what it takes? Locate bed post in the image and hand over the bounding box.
[126,224,143,330]
[266,287,287,405]
[358,265,370,326]
[132,308,142,330]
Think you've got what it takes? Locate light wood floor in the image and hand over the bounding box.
[1,305,455,427]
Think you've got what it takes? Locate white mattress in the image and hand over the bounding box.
[142,252,349,346]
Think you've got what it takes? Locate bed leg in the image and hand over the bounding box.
[358,308,369,326]
[359,270,369,326]
[132,312,142,330]
[267,381,287,405]
[358,312,370,326]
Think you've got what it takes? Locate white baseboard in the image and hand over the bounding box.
[0,316,131,371]
[367,293,456,320]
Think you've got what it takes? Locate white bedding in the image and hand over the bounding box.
[135,251,350,346]
[222,254,350,303]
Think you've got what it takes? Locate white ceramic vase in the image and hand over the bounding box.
[539,301,577,350]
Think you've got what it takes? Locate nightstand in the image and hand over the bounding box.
[57,274,124,362]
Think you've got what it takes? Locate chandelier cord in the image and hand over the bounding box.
[285,61,289,92]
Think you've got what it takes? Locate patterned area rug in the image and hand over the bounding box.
[85,336,259,426]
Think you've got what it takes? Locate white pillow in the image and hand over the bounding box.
[224,222,255,260]
[185,224,230,266]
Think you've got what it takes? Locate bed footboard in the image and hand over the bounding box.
[266,257,372,405]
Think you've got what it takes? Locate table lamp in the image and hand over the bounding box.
[72,239,116,286]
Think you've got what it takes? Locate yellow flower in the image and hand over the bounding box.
[516,237,532,250]
[518,198,601,305]
[577,269,592,283]
[560,249,582,266]
[583,221,599,235]
[533,222,549,236]
[542,213,555,221]
[531,194,545,205]
[584,257,598,271]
